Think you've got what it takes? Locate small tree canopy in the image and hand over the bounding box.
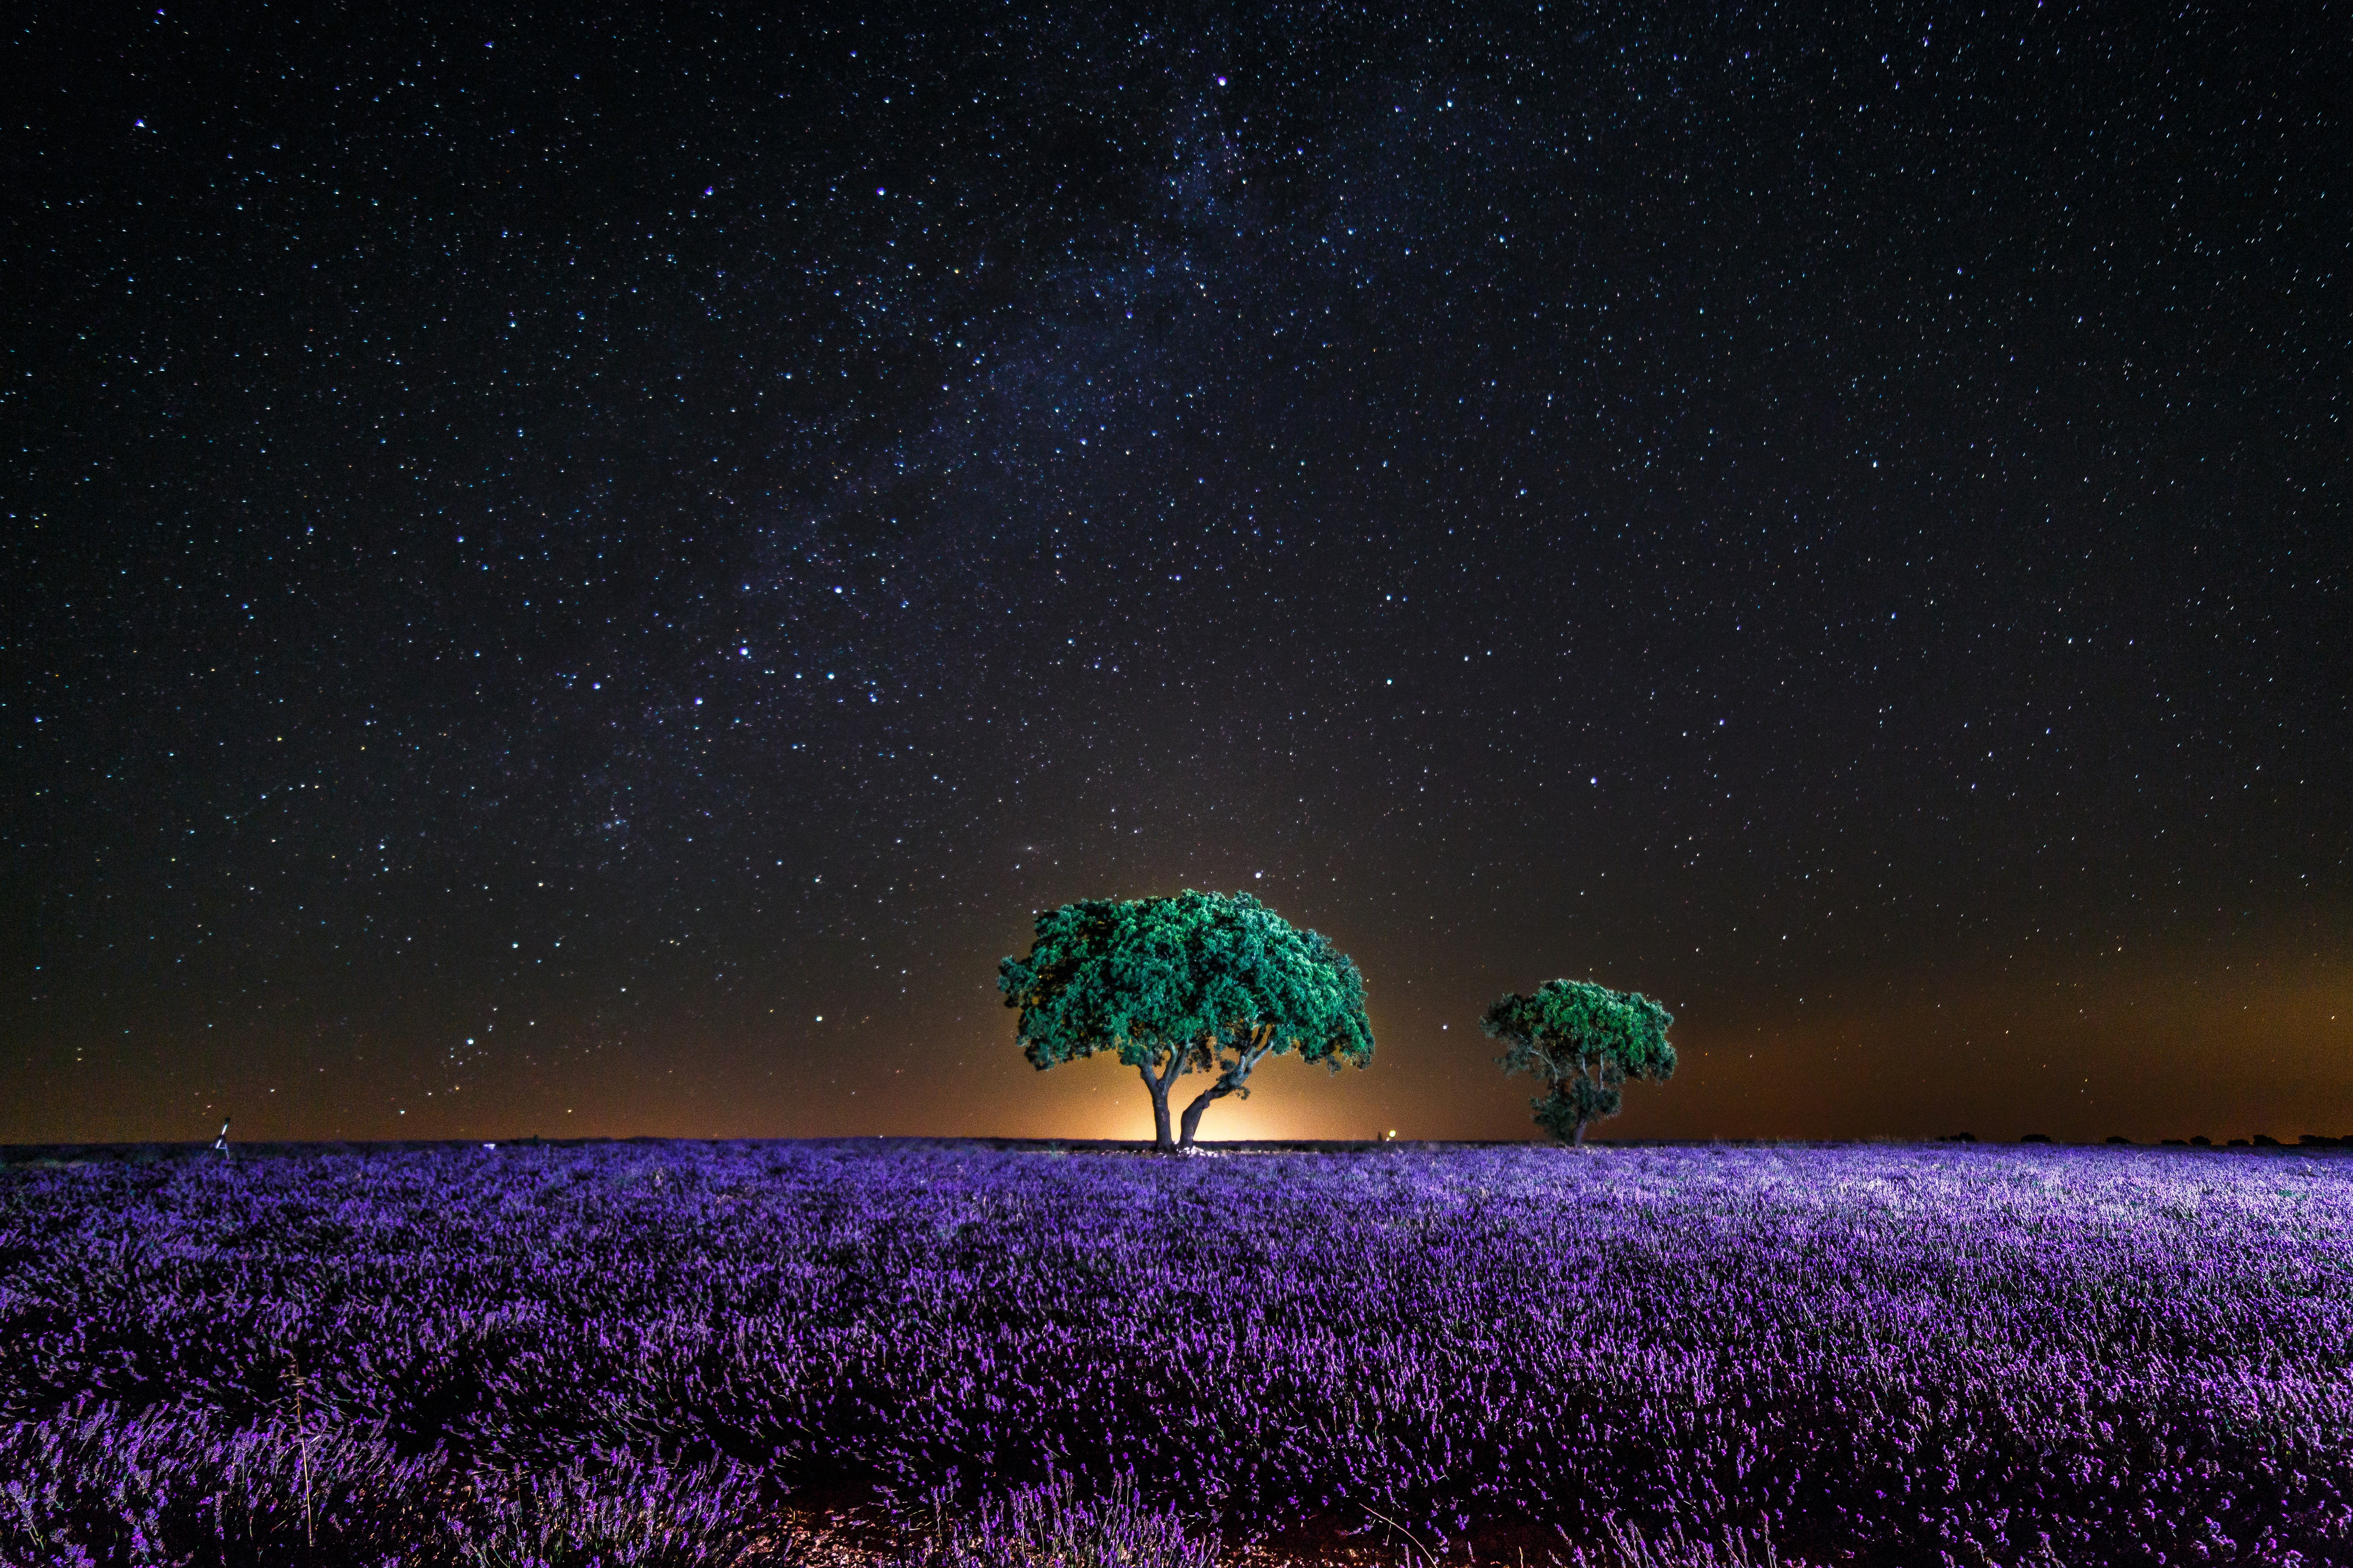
[999,890,1374,1150]
[1482,978,1675,1145]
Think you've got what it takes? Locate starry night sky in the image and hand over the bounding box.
[6,2,2346,1147]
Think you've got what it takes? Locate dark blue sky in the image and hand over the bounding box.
[5,1,2345,1145]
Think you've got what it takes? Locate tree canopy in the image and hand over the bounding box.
[999,890,1374,1150]
[1482,978,1675,1145]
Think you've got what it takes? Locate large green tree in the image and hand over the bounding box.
[999,890,1374,1151]
[1481,978,1676,1145]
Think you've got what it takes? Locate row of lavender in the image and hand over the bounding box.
[3,1140,2348,1565]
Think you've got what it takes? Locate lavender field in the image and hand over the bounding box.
[3,1140,2348,1567]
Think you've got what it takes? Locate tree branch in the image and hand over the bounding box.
[1150,1042,1188,1093]
[1213,1038,1277,1101]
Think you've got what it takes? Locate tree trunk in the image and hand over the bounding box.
[1141,1064,1175,1152]
[1177,1085,1225,1148]
[1179,1038,1270,1147]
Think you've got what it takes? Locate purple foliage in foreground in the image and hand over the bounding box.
[901,1473,1217,1568]
[2,1140,2348,1566]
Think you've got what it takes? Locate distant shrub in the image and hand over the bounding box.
[1481,978,1676,1145]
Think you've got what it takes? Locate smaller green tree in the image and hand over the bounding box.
[1481,978,1676,1145]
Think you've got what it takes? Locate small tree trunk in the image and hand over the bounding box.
[1179,1038,1268,1147]
[1572,1117,1587,1147]
[1178,1086,1224,1148]
[1141,1065,1175,1152]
